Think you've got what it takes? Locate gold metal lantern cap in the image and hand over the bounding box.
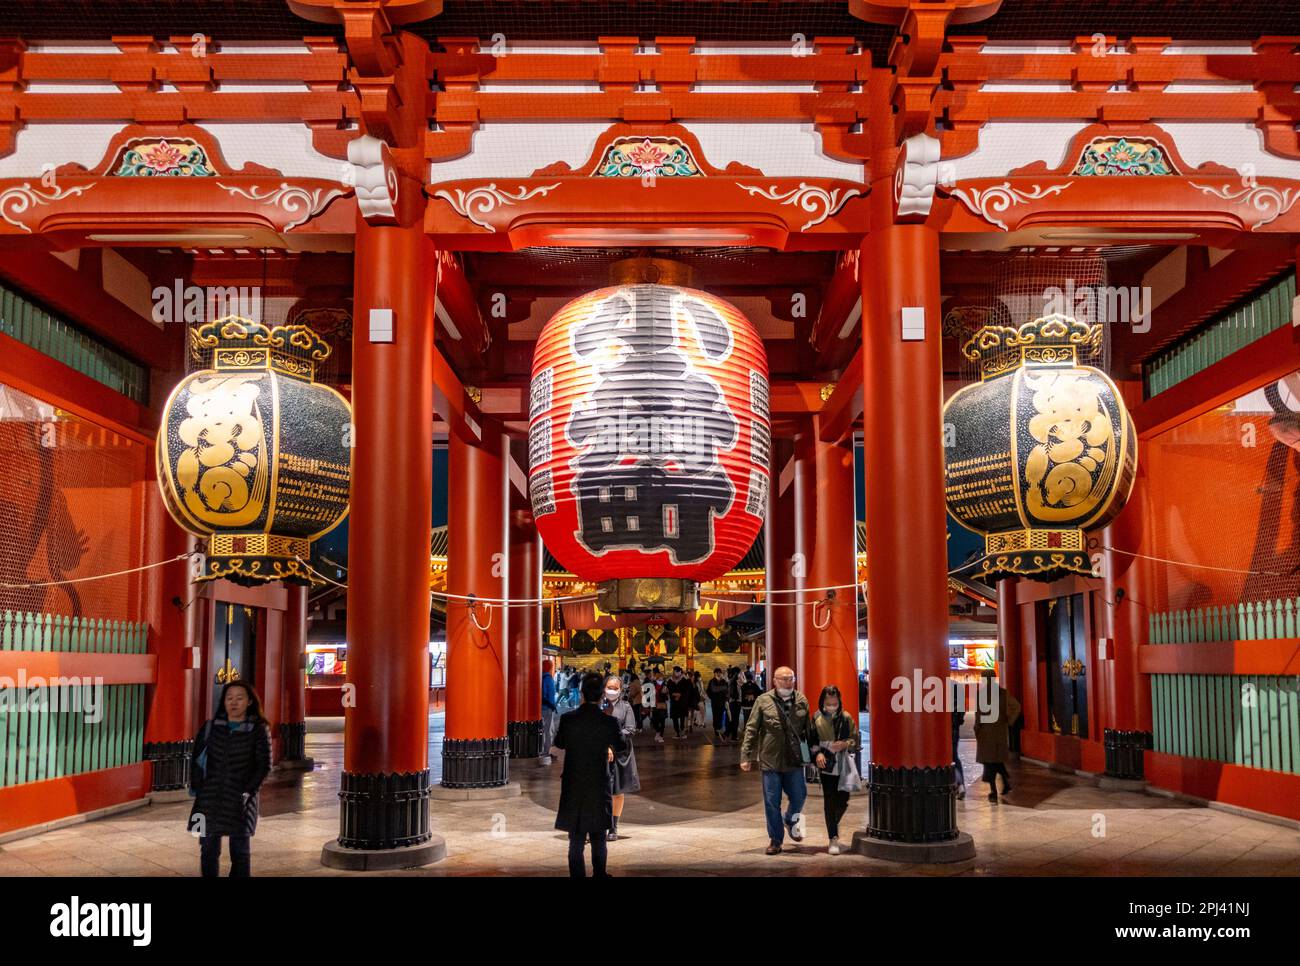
[944,314,1137,582]
[157,316,352,586]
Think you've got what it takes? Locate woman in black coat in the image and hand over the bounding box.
[188,681,272,877]
[552,673,627,877]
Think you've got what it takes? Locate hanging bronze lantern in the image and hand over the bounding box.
[943,314,1137,581]
[157,316,352,585]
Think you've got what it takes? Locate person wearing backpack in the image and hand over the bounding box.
[809,685,859,855]
[188,680,272,877]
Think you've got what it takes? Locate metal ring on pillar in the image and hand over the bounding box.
[468,594,493,633]
[812,590,835,631]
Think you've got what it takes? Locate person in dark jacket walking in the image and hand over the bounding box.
[808,685,858,854]
[725,666,743,741]
[706,667,730,739]
[188,681,272,877]
[666,667,692,738]
[553,673,627,877]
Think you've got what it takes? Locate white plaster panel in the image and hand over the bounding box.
[685,122,863,180]
[692,82,818,93]
[429,120,863,182]
[980,43,1074,54]
[1163,82,1256,93]
[980,82,1074,92]
[946,122,1089,181]
[201,123,348,181]
[1162,44,1254,55]
[1159,122,1300,178]
[478,81,604,93]
[0,123,122,176]
[24,83,123,93]
[430,122,611,180]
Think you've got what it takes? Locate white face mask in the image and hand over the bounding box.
[776,687,794,699]
[824,705,840,716]
[604,689,621,701]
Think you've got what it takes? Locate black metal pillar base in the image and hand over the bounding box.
[507,719,543,759]
[277,721,315,770]
[334,770,431,851]
[440,736,509,788]
[1103,729,1152,780]
[856,763,974,862]
[279,721,307,759]
[143,740,192,792]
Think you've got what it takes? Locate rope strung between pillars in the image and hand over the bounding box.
[0,552,202,590]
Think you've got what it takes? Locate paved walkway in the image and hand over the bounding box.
[2,714,1299,877]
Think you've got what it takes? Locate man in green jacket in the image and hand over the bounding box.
[740,666,811,855]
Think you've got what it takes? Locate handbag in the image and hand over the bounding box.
[188,720,212,798]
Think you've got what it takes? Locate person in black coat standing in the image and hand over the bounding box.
[188,681,272,877]
[552,672,627,877]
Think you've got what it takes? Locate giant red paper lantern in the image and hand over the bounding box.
[528,282,769,609]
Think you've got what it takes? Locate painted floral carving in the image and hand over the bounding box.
[598,137,701,178]
[1071,137,1174,177]
[114,139,216,177]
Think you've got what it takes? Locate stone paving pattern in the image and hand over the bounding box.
[2,714,1299,877]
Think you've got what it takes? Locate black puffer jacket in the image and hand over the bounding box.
[188,717,272,838]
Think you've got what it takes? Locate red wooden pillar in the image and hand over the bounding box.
[325,218,441,867]
[279,584,313,768]
[997,578,1022,754]
[1100,460,1154,781]
[141,458,197,794]
[506,457,543,759]
[856,224,974,860]
[764,437,799,677]
[795,415,859,719]
[442,421,514,789]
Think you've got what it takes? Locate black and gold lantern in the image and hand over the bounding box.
[943,314,1137,581]
[157,317,352,585]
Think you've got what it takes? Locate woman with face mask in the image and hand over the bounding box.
[602,675,641,841]
[809,685,859,855]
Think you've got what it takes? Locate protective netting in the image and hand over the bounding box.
[0,381,147,618]
[1144,372,1300,614]
[952,254,1112,384]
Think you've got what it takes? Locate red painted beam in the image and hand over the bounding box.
[1138,640,1300,676]
[0,248,169,368]
[818,343,863,442]
[0,652,156,685]
[0,762,150,836]
[0,330,155,441]
[1146,750,1300,823]
[1134,322,1300,439]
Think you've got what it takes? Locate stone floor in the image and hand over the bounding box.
[2,713,1299,877]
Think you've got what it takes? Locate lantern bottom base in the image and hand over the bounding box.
[969,530,1092,582]
[598,578,699,613]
